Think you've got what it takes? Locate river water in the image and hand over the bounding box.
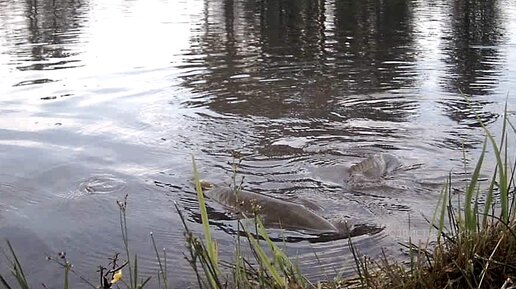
[0,0,515,287]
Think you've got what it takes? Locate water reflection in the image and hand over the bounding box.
[443,0,505,96]
[180,0,419,121]
[260,0,326,59]
[440,0,505,126]
[0,0,87,72]
[333,0,417,91]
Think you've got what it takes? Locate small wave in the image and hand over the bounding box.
[61,174,127,199]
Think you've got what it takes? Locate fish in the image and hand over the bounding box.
[200,183,343,235]
[195,152,397,237]
[344,153,401,181]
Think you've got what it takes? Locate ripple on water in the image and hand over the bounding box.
[0,179,54,212]
[293,226,394,280]
[58,174,127,199]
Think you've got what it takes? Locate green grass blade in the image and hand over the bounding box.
[118,199,133,287]
[348,231,364,282]
[5,241,27,284]
[192,157,219,268]
[150,233,168,289]
[482,168,497,228]
[464,138,487,232]
[431,175,450,242]
[63,266,69,289]
[466,94,509,222]
[244,223,285,287]
[256,219,306,287]
[4,241,30,289]
[472,109,509,222]
[192,157,222,289]
[133,254,138,289]
[11,274,28,289]
[163,248,168,289]
[485,129,508,222]
[510,157,516,219]
[141,276,152,288]
[0,274,13,289]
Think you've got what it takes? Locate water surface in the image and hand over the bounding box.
[0,0,515,287]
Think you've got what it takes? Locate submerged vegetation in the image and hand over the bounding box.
[0,112,515,289]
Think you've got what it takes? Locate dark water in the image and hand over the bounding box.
[0,0,515,287]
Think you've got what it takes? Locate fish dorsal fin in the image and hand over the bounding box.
[285,197,325,212]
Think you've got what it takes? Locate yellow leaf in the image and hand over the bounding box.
[111,270,122,284]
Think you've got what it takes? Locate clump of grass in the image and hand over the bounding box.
[347,107,516,289]
[425,110,516,288]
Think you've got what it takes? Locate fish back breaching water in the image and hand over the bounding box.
[197,153,398,237]
[344,153,401,181]
[202,184,342,235]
